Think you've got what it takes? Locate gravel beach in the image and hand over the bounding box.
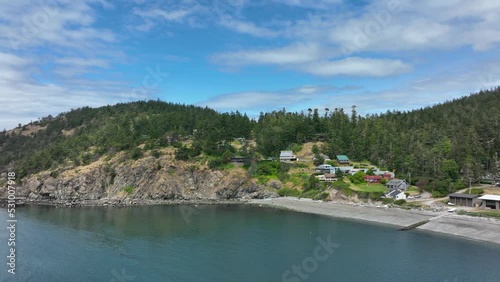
[250,197,500,246]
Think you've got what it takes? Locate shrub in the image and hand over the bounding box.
[208,157,225,169]
[465,188,484,195]
[301,190,320,199]
[290,143,303,153]
[369,192,384,200]
[175,146,191,161]
[277,188,301,197]
[256,161,279,176]
[382,198,394,204]
[313,155,325,166]
[128,147,143,160]
[151,150,161,158]
[394,199,407,205]
[349,171,366,184]
[123,185,134,194]
[303,174,320,191]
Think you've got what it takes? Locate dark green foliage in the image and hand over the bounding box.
[151,150,161,158]
[312,145,319,155]
[175,146,200,161]
[208,157,225,170]
[394,199,407,205]
[335,169,344,179]
[128,147,143,160]
[2,101,253,178]
[255,161,280,176]
[254,88,500,184]
[382,198,394,204]
[3,88,500,184]
[313,155,324,166]
[123,185,134,194]
[330,180,350,190]
[277,188,302,197]
[349,171,366,184]
[303,174,320,191]
[465,188,484,194]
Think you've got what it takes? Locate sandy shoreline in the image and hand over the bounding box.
[250,197,500,246]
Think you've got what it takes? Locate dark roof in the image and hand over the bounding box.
[448,193,479,199]
[386,190,403,197]
[387,179,405,185]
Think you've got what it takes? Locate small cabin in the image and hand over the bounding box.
[279,151,297,162]
[336,155,349,164]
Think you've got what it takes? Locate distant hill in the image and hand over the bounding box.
[0,101,253,179]
[1,88,499,186]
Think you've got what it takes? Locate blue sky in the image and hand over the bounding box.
[1,0,500,129]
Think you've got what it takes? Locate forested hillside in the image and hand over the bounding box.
[255,88,500,181]
[0,101,253,179]
[1,88,499,184]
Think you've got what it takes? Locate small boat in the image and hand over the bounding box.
[448,208,456,212]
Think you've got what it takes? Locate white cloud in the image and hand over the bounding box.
[0,1,146,130]
[197,85,357,113]
[211,43,329,66]
[133,7,201,23]
[212,44,410,77]
[0,0,116,52]
[218,16,277,38]
[271,0,343,10]
[297,57,412,77]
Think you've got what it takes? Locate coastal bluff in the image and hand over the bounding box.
[0,154,277,206]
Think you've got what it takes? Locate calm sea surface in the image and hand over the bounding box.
[1,205,500,282]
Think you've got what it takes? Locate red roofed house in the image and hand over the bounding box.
[363,175,382,183]
[382,173,393,180]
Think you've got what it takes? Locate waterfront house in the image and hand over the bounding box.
[381,173,394,179]
[478,195,500,210]
[316,164,335,173]
[336,155,350,164]
[385,189,406,200]
[386,179,408,190]
[280,151,297,162]
[363,175,382,183]
[332,166,354,174]
[323,174,337,182]
[376,171,395,178]
[316,173,337,182]
[448,193,480,207]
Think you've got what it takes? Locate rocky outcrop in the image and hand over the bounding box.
[0,154,277,206]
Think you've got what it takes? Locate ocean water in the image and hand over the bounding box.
[1,204,500,282]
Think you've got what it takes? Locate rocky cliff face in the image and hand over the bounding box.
[0,152,277,205]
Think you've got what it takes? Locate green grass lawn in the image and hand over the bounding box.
[406,186,421,195]
[350,183,388,193]
[459,210,500,219]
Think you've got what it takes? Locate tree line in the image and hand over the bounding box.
[1,88,499,187]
